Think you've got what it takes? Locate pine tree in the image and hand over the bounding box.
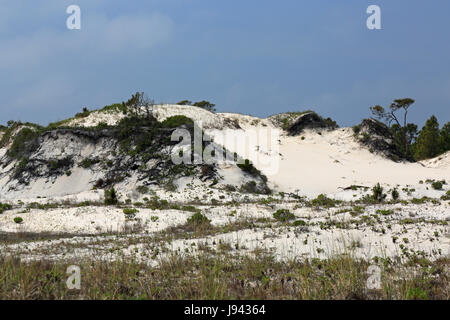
[414,115,441,160]
[370,98,415,159]
[439,122,450,154]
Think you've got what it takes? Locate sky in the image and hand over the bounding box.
[0,0,449,127]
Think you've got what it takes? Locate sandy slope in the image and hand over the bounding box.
[1,105,449,200]
[267,129,450,197]
[1,106,449,265]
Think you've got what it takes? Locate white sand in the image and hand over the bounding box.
[1,106,449,264]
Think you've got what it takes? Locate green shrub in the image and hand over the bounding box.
[376,209,394,216]
[181,205,201,213]
[161,115,194,128]
[0,203,13,214]
[186,212,210,226]
[79,158,98,169]
[240,181,257,194]
[352,125,361,135]
[123,208,139,215]
[13,217,23,224]
[441,190,450,200]
[47,157,73,173]
[237,159,259,176]
[431,181,443,190]
[411,197,429,204]
[311,194,339,207]
[292,219,307,226]
[372,183,386,202]
[75,107,90,118]
[273,209,295,222]
[406,287,429,300]
[7,127,40,160]
[104,187,118,205]
[77,201,91,207]
[391,188,399,200]
[136,185,149,194]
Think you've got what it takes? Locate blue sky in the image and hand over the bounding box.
[1,0,449,127]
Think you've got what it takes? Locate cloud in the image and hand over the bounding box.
[0,5,174,123]
[0,11,174,70]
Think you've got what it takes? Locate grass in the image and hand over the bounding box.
[0,251,447,300]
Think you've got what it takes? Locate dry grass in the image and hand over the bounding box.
[0,251,448,300]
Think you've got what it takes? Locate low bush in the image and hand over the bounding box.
[186,212,210,226]
[136,185,149,194]
[13,217,23,224]
[161,115,194,128]
[273,209,295,222]
[431,181,444,190]
[0,203,13,214]
[311,194,339,207]
[376,209,394,216]
[372,183,386,202]
[391,188,399,201]
[123,208,139,218]
[292,219,307,226]
[104,187,118,205]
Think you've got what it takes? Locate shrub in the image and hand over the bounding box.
[391,188,399,200]
[161,115,194,128]
[104,187,118,205]
[237,159,268,183]
[79,158,96,169]
[136,185,149,194]
[123,208,139,219]
[13,217,23,224]
[75,107,90,118]
[193,101,216,112]
[224,185,236,192]
[181,205,201,213]
[123,208,139,215]
[311,194,338,207]
[237,159,257,174]
[7,127,40,160]
[240,181,257,194]
[0,203,13,214]
[376,209,394,216]
[441,190,450,200]
[406,287,429,300]
[96,122,109,129]
[372,183,386,202]
[352,125,361,135]
[431,181,443,190]
[48,157,73,173]
[292,219,307,226]
[77,201,91,207]
[186,212,210,226]
[273,209,295,222]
